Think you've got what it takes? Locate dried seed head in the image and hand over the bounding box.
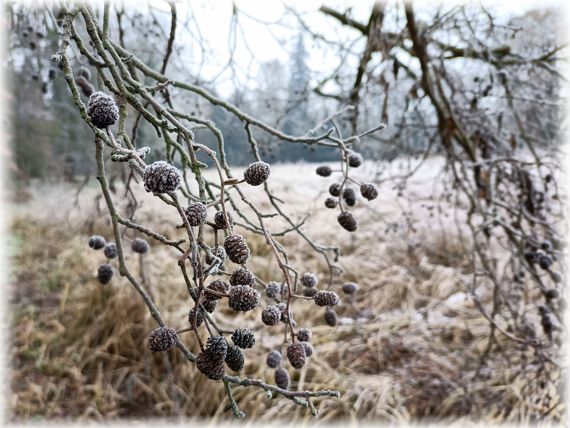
[360,183,378,201]
[338,211,358,232]
[342,282,358,295]
[230,267,255,287]
[131,238,150,254]
[325,197,338,209]
[197,351,225,380]
[303,287,318,297]
[316,165,332,177]
[143,161,181,194]
[329,183,341,197]
[188,307,205,327]
[297,328,312,342]
[225,345,245,372]
[244,161,270,186]
[266,282,281,299]
[324,308,337,326]
[185,202,208,227]
[266,350,282,368]
[205,279,230,300]
[97,263,114,284]
[228,285,260,312]
[541,240,553,252]
[87,91,118,128]
[275,367,290,390]
[201,298,218,313]
[347,150,363,167]
[214,210,233,229]
[147,326,177,352]
[224,234,250,264]
[314,290,340,307]
[103,242,117,259]
[231,328,256,349]
[342,188,356,207]
[262,305,281,326]
[88,235,106,250]
[545,289,559,299]
[301,272,318,288]
[286,343,306,369]
[301,342,314,357]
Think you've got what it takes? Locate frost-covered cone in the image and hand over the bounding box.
[103,242,117,259]
[230,267,255,287]
[325,197,337,209]
[87,91,118,128]
[329,183,341,197]
[143,161,181,194]
[338,211,358,232]
[275,367,290,390]
[342,282,359,295]
[97,263,114,284]
[266,350,282,368]
[316,165,332,177]
[314,290,340,307]
[266,282,280,299]
[205,279,230,300]
[244,161,270,186]
[301,272,318,288]
[303,287,317,298]
[360,183,378,201]
[262,305,281,326]
[224,234,250,264]
[324,308,337,326]
[286,343,306,369]
[201,298,218,313]
[147,326,177,352]
[539,255,553,270]
[347,150,363,167]
[214,210,233,229]
[231,328,256,349]
[131,238,149,254]
[228,285,260,311]
[342,188,356,207]
[225,345,245,372]
[297,328,312,342]
[197,351,225,380]
[185,202,208,227]
[88,235,106,250]
[188,307,205,327]
[302,342,314,357]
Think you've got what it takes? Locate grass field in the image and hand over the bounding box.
[7,160,563,424]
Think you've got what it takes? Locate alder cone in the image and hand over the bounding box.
[228,285,260,311]
[197,352,225,380]
[301,272,318,288]
[360,183,378,201]
[325,197,338,209]
[231,328,256,349]
[266,350,282,368]
[262,305,281,326]
[342,188,356,207]
[297,328,312,342]
[224,234,250,264]
[205,279,230,300]
[97,263,114,284]
[188,307,205,327]
[275,367,290,390]
[316,165,332,177]
[329,183,341,196]
[131,238,149,254]
[205,335,228,360]
[103,243,117,259]
[302,342,314,357]
[147,327,177,352]
[230,267,255,287]
[143,161,181,194]
[214,210,233,229]
[303,288,317,297]
[324,309,337,326]
[342,282,358,294]
[266,282,280,298]
[185,202,208,227]
[88,235,106,250]
[225,345,245,372]
[314,290,340,307]
[286,343,306,369]
[338,211,358,232]
[347,150,363,167]
[244,161,270,186]
[87,91,118,128]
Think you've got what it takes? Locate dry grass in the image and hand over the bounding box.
[7,162,564,425]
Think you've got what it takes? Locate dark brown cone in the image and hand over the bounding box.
[147,327,178,352]
[286,343,306,369]
[224,234,250,264]
[244,161,270,186]
[338,211,358,232]
[314,290,340,306]
[228,285,260,311]
[229,267,255,286]
[275,367,290,390]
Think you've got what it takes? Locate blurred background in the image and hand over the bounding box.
[4,0,567,425]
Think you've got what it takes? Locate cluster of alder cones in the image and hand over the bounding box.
[84,90,370,390]
[315,152,378,232]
